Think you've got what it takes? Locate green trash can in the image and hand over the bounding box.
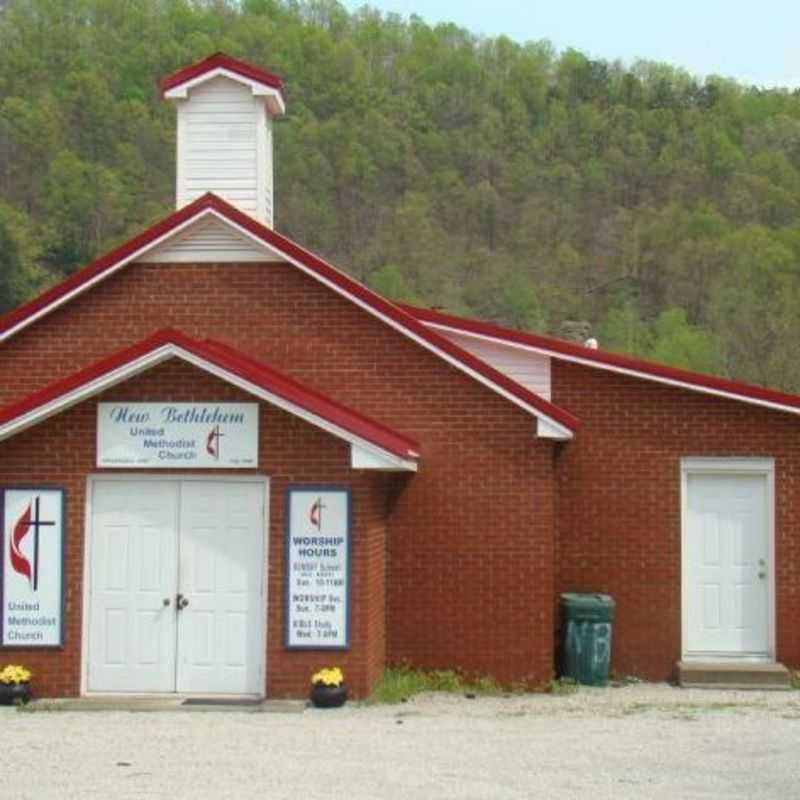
[560,592,616,686]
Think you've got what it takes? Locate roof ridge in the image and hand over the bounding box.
[159,52,285,97]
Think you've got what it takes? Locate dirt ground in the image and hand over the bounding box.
[1,683,798,800]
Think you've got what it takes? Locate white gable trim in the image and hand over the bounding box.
[164,66,285,115]
[351,444,418,471]
[537,418,568,439]
[435,327,552,401]
[422,320,800,419]
[0,345,417,471]
[141,216,286,263]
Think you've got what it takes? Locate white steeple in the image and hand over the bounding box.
[161,53,286,227]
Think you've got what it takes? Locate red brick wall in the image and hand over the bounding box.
[0,261,557,693]
[386,426,556,688]
[553,360,800,680]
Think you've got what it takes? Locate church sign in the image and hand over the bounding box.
[285,488,351,649]
[97,402,259,468]
[1,488,65,647]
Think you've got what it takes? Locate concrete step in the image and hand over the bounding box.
[677,660,792,690]
[19,697,306,713]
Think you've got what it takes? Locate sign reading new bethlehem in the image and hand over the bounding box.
[1,489,65,647]
[97,402,258,468]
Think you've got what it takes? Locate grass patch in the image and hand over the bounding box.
[548,677,580,695]
[609,674,643,688]
[791,671,800,690]
[368,665,500,704]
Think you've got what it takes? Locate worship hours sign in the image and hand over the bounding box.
[285,488,351,649]
[1,488,65,647]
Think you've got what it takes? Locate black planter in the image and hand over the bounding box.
[310,683,347,708]
[0,682,32,706]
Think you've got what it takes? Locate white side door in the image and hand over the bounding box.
[88,481,179,692]
[685,472,770,657]
[176,481,266,694]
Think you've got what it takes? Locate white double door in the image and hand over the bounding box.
[88,479,266,694]
[685,469,771,657]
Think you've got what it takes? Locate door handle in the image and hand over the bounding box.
[162,597,171,607]
[176,593,190,610]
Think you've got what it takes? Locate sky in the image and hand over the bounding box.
[339,0,800,89]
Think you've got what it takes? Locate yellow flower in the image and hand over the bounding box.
[311,667,344,687]
[0,664,32,685]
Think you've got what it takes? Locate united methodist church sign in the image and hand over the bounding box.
[1,488,65,647]
[97,402,259,468]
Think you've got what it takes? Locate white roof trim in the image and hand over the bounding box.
[351,443,418,471]
[138,215,287,263]
[0,345,417,470]
[423,320,800,418]
[164,67,286,115]
[537,417,568,439]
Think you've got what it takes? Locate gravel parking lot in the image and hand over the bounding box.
[2,684,798,800]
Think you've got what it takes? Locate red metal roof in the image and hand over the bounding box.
[159,52,284,97]
[0,328,420,460]
[400,302,800,415]
[0,193,578,434]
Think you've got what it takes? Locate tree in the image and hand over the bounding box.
[0,216,21,312]
[42,151,124,273]
[710,226,800,390]
[648,308,720,373]
[367,264,419,304]
[0,0,799,389]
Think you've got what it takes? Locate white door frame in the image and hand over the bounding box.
[81,474,270,696]
[680,457,775,662]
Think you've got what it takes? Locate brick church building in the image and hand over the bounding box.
[0,54,797,698]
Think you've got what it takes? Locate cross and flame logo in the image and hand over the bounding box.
[310,497,326,531]
[206,424,224,460]
[9,496,54,592]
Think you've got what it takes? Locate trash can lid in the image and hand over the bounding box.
[559,592,616,621]
[560,592,614,606]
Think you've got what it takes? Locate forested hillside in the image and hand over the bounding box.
[3,1,800,389]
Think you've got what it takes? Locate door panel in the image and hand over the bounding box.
[176,482,265,694]
[686,473,769,656]
[88,481,179,692]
